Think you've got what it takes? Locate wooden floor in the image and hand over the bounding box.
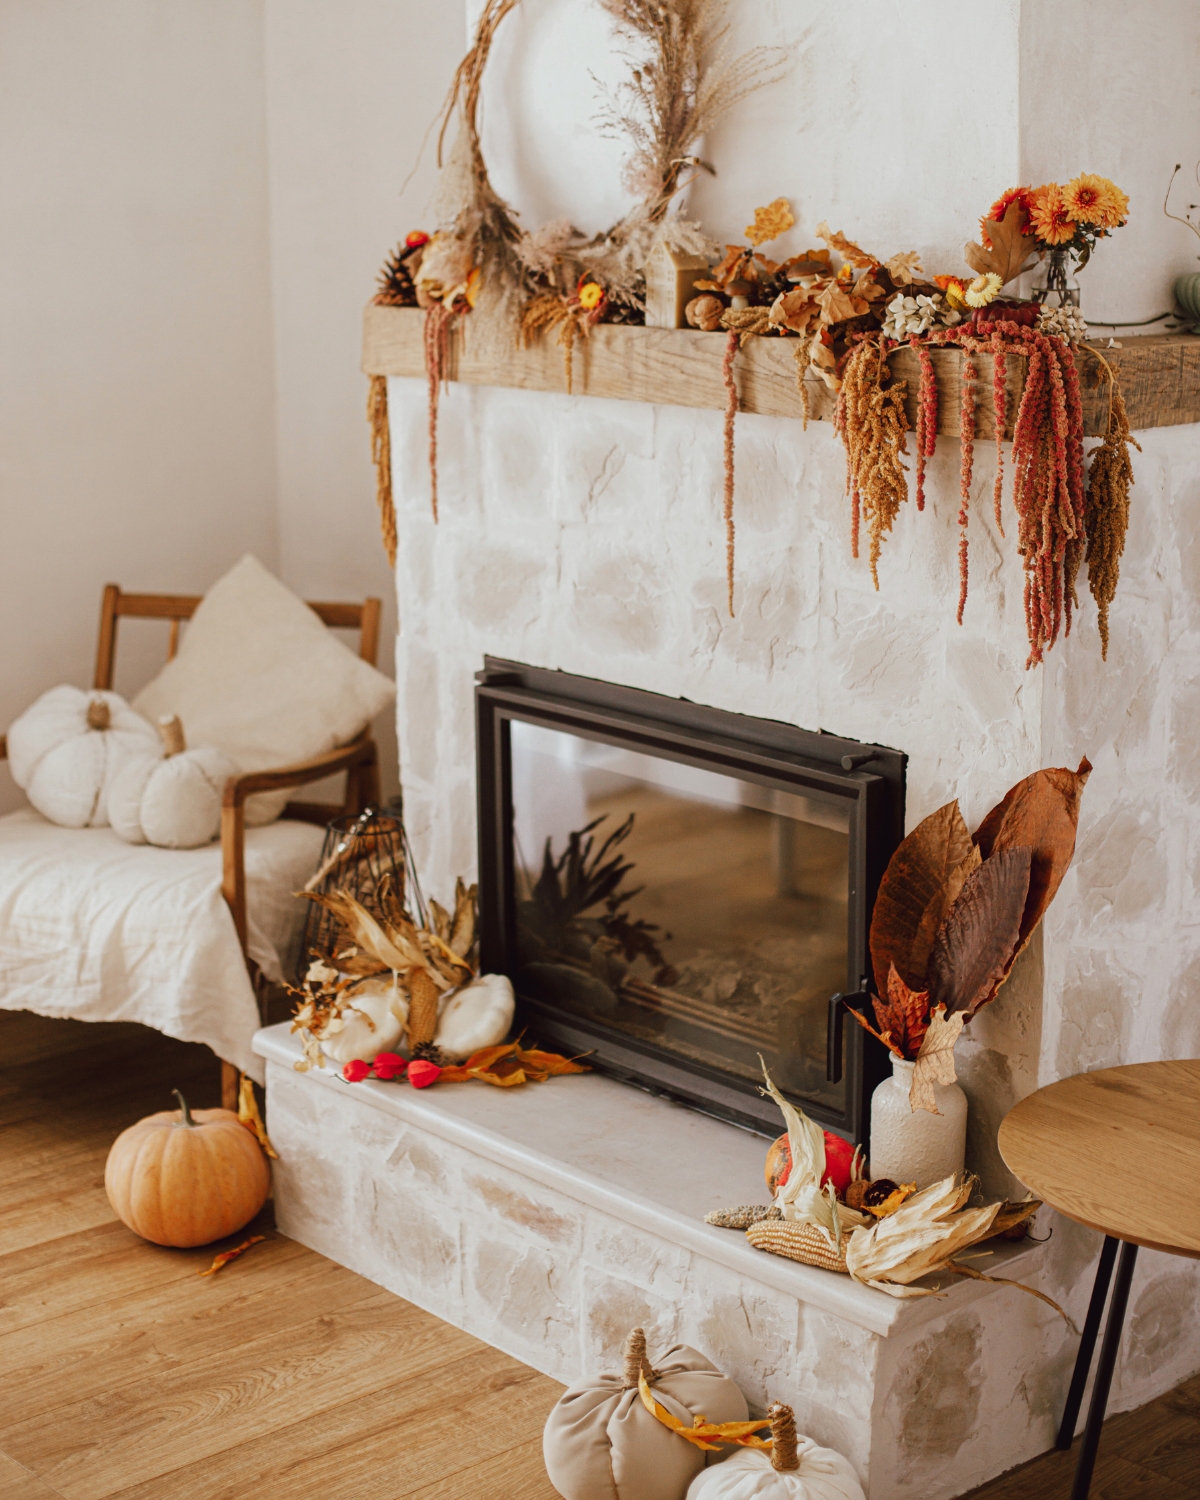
[2,1009,1197,1500]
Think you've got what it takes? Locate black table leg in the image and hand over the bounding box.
[1070,1239,1138,1500]
[1057,1235,1119,1449]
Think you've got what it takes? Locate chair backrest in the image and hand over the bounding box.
[92,584,383,690]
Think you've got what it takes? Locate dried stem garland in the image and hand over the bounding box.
[838,320,1118,667]
[423,304,455,524]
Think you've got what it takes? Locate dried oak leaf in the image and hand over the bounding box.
[964,200,1038,287]
[910,1006,965,1115]
[926,846,1032,1017]
[883,251,924,286]
[815,221,877,269]
[770,286,819,333]
[910,845,981,983]
[851,271,888,303]
[816,282,862,326]
[745,199,796,247]
[870,801,974,993]
[974,758,1092,959]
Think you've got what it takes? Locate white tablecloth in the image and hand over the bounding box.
[0,809,326,1081]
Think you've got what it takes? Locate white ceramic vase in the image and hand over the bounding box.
[869,1056,967,1189]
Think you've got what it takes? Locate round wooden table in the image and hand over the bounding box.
[999,1060,1200,1500]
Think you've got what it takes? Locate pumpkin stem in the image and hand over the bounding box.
[622,1326,656,1389]
[86,697,111,731]
[157,714,186,756]
[769,1402,799,1471]
[173,1089,196,1128]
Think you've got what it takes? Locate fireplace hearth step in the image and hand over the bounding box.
[255,1022,1070,1500]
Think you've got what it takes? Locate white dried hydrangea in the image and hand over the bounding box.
[1036,303,1089,344]
[881,291,962,341]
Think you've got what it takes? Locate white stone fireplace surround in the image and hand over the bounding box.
[265,4,1200,1494]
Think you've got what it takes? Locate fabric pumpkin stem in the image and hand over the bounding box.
[367,375,397,566]
[622,1326,655,1388]
[770,1402,800,1472]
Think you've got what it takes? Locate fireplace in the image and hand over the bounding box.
[476,657,906,1141]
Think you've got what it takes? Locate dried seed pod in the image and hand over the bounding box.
[704,1205,783,1230]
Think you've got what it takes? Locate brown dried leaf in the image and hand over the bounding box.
[198,1235,266,1277]
[850,272,887,303]
[910,845,982,982]
[964,200,1037,286]
[875,964,931,1059]
[910,1007,965,1115]
[816,282,863,326]
[883,251,924,286]
[870,802,974,993]
[974,758,1092,961]
[237,1076,279,1160]
[745,198,795,247]
[927,847,1031,1017]
[815,221,876,269]
[770,286,819,333]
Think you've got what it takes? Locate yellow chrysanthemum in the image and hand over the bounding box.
[578,281,604,311]
[1029,184,1078,246]
[1062,173,1129,229]
[964,273,1003,308]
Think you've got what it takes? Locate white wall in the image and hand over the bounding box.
[263,0,463,801]
[0,0,278,813]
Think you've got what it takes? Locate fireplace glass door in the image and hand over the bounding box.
[511,722,851,1111]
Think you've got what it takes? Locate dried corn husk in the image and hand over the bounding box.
[760,1065,871,1251]
[843,1174,1001,1297]
[746,1219,850,1274]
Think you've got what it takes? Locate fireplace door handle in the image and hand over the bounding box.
[826,989,871,1084]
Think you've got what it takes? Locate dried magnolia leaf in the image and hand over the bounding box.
[870,802,974,993]
[909,1006,965,1114]
[910,845,982,981]
[883,251,923,286]
[974,758,1092,963]
[926,847,1031,1017]
[745,198,795,247]
[964,200,1037,286]
[815,220,876,269]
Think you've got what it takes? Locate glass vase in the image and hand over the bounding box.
[1032,247,1081,309]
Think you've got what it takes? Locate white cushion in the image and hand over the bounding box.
[133,555,393,824]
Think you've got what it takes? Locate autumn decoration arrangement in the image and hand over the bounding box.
[853,756,1091,1114]
[289,870,587,1093]
[365,0,1135,668]
[542,1326,866,1500]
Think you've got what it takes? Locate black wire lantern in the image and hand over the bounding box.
[298,809,426,971]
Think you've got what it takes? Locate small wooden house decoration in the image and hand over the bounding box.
[644,242,712,328]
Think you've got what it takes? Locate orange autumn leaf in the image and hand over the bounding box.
[846,964,929,1061]
[199,1235,266,1277]
[816,282,862,326]
[437,1041,590,1088]
[745,198,795,247]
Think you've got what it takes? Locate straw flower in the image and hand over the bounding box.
[578,281,604,311]
[964,273,1003,307]
[1063,173,1129,229]
[1029,184,1078,246]
[935,275,969,311]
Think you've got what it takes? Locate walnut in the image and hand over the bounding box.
[685,293,725,332]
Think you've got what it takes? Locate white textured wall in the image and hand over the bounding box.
[263,0,462,800]
[0,0,279,813]
[389,0,1200,1430]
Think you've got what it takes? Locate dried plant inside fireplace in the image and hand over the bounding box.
[476,659,905,1141]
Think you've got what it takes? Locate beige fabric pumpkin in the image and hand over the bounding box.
[6,686,160,828]
[434,973,514,1061]
[320,974,409,1064]
[543,1329,749,1500]
[108,716,237,849]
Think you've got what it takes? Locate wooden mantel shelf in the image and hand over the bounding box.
[363,303,1200,438]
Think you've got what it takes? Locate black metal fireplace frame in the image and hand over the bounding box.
[475,657,905,1144]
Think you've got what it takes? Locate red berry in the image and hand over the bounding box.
[405,230,430,249]
[407,1059,442,1089]
[342,1059,370,1083]
[371,1053,406,1078]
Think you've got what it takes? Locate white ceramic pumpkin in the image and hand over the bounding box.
[434,973,515,1061]
[684,1429,865,1500]
[108,715,238,849]
[6,686,160,828]
[320,974,410,1064]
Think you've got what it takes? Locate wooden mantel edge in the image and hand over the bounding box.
[363,302,1200,438]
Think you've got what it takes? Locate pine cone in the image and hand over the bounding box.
[410,1040,446,1067]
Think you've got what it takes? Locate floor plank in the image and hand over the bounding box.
[0,1451,67,1500]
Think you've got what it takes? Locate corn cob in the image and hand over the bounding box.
[745,1218,849,1274]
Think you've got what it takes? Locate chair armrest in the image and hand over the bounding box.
[0,734,6,761]
[220,733,377,953]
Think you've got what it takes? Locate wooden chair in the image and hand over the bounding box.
[2,583,384,1108]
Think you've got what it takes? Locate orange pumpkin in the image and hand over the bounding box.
[104,1090,270,1247]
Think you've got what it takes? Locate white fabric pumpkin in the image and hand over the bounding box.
[685,1438,865,1500]
[434,973,514,1061]
[320,975,409,1064]
[107,715,238,849]
[6,686,160,828]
